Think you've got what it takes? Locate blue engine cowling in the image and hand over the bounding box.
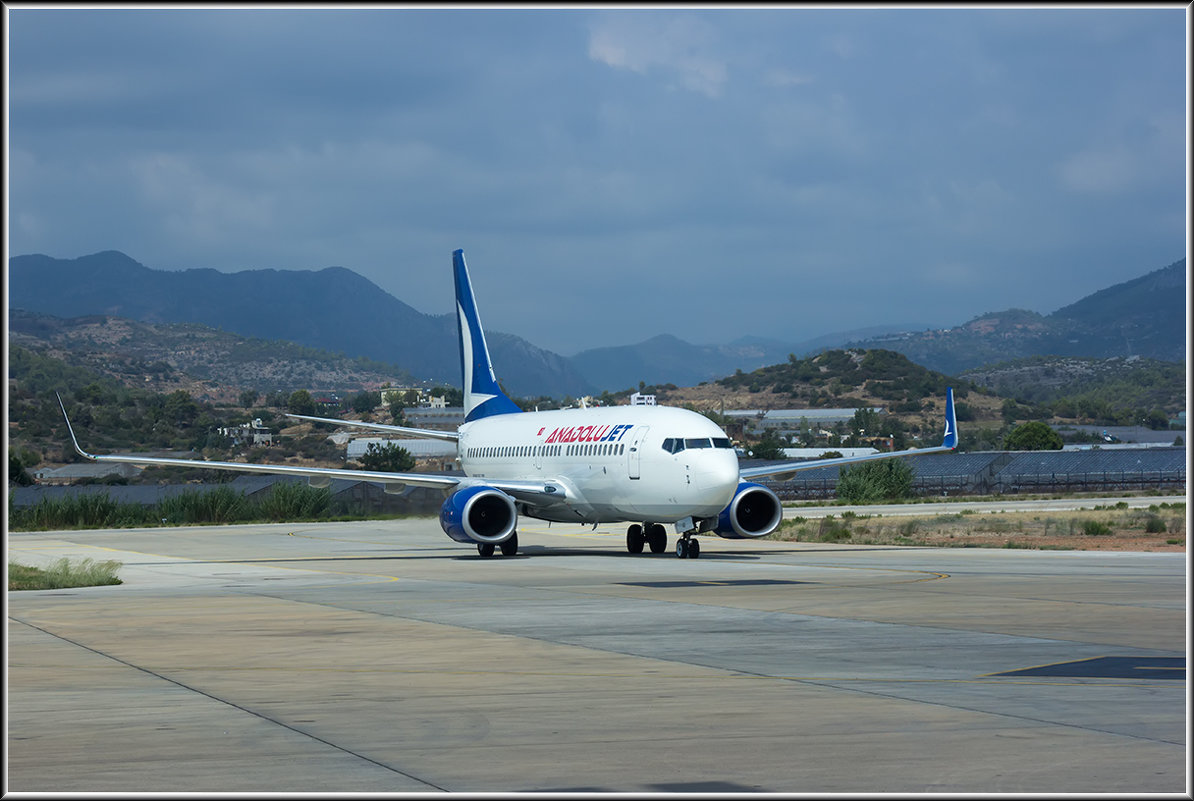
[714,482,783,539]
[439,485,518,545]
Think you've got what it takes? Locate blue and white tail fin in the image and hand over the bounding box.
[942,387,958,450]
[453,249,523,423]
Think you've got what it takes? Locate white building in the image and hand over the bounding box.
[216,418,273,446]
[346,438,458,460]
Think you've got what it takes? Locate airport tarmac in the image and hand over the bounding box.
[7,518,1188,794]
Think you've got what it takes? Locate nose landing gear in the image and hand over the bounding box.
[675,534,700,559]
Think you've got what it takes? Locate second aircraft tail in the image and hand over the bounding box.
[453,249,523,423]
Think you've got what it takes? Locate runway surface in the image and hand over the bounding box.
[7,517,1188,794]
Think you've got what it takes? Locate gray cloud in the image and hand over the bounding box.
[8,7,1186,356]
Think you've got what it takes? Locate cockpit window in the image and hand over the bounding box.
[712,437,732,449]
[684,438,712,449]
[661,437,684,454]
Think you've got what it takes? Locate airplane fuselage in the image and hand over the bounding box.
[459,405,739,525]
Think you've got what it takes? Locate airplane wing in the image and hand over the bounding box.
[57,395,561,500]
[284,413,460,443]
[739,387,958,482]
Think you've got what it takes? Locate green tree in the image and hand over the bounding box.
[1143,409,1170,430]
[430,386,464,407]
[239,389,259,408]
[357,441,415,472]
[161,390,199,427]
[9,450,34,486]
[390,404,407,425]
[287,390,315,416]
[836,459,914,503]
[351,391,382,414]
[748,432,786,460]
[1002,421,1063,451]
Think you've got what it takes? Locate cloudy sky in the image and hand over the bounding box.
[7,7,1187,356]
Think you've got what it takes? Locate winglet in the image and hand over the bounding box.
[942,387,958,450]
[453,249,522,423]
[57,392,96,461]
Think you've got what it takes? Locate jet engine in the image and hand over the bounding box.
[713,482,783,539]
[439,485,518,545]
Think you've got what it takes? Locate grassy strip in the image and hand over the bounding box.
[9,557,123,591]
[769,503,1186,550]
[8,484,336,531]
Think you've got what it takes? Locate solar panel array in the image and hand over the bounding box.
[758,447,1186,496]
[999,448,1187,477]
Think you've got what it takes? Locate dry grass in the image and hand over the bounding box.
[9,557,123,590]
[769,502,1186,551]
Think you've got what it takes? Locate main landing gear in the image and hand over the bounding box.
[626,523,667,554]
[477,532,519,557]
[626,523,698,558]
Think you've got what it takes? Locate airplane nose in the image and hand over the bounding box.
[693,452,740,500]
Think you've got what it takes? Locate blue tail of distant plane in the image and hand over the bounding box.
[453,249,523,423]
[942,387,958,450]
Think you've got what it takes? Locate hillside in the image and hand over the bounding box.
[8,250,1184,396]
[649,349,1002,443]
[8,310,422,402]
[846,259,1186,374]
[569,325,933,394]
[960,355,1185,413]
[7,251,594,398]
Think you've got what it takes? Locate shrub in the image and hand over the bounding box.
[256,482,331,521]
[818,519,852,542]
[158,486,250,524]
[1144,516,1167,533]
[1081,520,1112,536]
[836,459,914,503]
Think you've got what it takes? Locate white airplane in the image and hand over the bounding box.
[60,249,958,559]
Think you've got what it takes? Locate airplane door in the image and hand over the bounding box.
[627,426,649,480]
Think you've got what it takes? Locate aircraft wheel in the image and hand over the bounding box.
[688,538,700,559]
[500,532,518,556]
[627,524,645,554]
[647,523,667,554]
[676,538,689,559]
[477,542,496,557]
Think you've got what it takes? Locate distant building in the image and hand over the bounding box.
[346,438,457,461]
[780,447,879,460]
[216,418,274,446]
[32,462,143,484]
[723,407,880,437]
[406,406,465,430]
[381,387,449,409]
[630,392,656,406]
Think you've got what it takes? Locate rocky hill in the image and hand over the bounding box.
[8,310,422,402]
[8,251,594,398]
[845,259,1186,374]
[8,250,1183,396]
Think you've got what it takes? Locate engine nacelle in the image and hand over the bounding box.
[713,481,783,539]
[439,485,518,545]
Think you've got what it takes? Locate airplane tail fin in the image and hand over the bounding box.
[453,249,523,423]
[942,386,958,450]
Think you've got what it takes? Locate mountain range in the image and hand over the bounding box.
[8,251,1185,396]
[7,251,590,398]
[842,259,1187,375]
